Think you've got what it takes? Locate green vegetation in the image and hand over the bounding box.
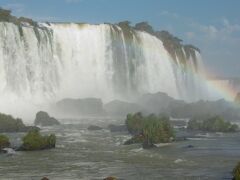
[0,112,39,133]
[0,7,50,40]
[0,7,38,26]
[125,113,175,146]
[187,116,238,132]
[233,162,240,180]
[117,21,136,40]
[0,135,10,150]
[0,113,26,132]
[20,130,56,151]
[103,177,117,180]
[134,22,154,34]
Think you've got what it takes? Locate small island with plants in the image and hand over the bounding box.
[124,112,175,148]
[18,129,56,151]
[187,115,238,132]
[0,134,10,153]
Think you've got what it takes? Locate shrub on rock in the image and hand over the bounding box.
[125,113,175,147]
[19,130,56,151]
[187,116,238,132]
[0,135,10,150]
[233,162,240,180]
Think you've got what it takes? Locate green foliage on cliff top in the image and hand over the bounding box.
[134,22,200,67]
[187,115,238,132]
[20,130,56,151]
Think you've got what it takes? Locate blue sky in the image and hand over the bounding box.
[1,0,240,77]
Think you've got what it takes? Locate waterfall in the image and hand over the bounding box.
[0,22,207,119]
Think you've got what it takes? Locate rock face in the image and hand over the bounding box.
[136,92,183,114]
[56,98,107,117]
[0,113,39,133]
[87,125,102,131]
[103,177,117,180]
[108,124,127,132]
[0,135,10,153]
[124,134,145,145]
[104,100,145,117]
[142,140,157,149]
[18,130,56,151]
[34,111,60,127]
[134,92,240,121]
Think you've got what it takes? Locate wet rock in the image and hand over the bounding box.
[87,125,102,131]
[103,177,117,180]
[41,177,49,180]
[174,136,187,142]
[124,134,145,145]
[34,111,60,127]
[142,140,157,149]
[186,145,194,148]
[108,124,127,132]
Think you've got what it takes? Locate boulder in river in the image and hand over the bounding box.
[103,177,117,180]
[87,125,103,131]
[34,111,60,127]
[108,124,127,132]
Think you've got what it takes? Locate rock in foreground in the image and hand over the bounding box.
[34,111,60,127]
[88,125,103,131]
[18,130,56,151]
[108,124,127,132]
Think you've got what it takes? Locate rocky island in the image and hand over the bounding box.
[187,115,238,132]
[124,112,175,148]
[34,111,60,127]
[18,129,56,151]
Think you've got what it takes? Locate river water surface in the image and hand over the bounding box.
[0,118,239,180]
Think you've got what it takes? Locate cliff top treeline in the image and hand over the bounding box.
[116,21,200,67]
[0,8,38,27]
[0,7,200,67]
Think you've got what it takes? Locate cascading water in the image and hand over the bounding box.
[0,21,207,119]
